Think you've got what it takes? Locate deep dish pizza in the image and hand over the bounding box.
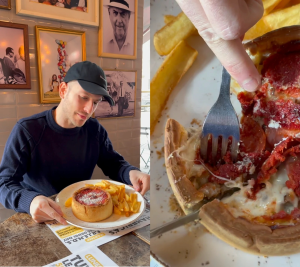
[165,26,300,256]
[72,186,113,222]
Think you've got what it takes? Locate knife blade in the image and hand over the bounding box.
[150,188,240,239]
[150,209,200,238]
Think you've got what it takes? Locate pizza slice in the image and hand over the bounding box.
[165,25,300,256]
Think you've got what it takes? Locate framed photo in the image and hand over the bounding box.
[94,70,137,119]
[98,0,137,59]
[35,26,86,104]
[0,22,31,89]
[0,0,11,10]
[16,0,99,27]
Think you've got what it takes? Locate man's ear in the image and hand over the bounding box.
[59,82,68,99]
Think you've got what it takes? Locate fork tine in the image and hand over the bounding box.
[211,135,218,161]
[221,137,228,159]
[200,134,208,161]
[231,138,239,162]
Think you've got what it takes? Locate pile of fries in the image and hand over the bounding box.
[244,0,300,40]
[65,181,141,218]
[150,0,300,135]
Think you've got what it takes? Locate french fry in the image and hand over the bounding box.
[130,193,137,204]
[94,181,107,188]
[154,12,197,55]
[132,201,141,213]
[125,193,130,202]
[114,206,122,215]
[64,197,72,207]
[164,14,176,24]
[244,18,271,41]
[118,201,124,212]
[112,195,119,206]
[272,0,291,11]
[263,0,282,15]
[123,199,130,212]
[105,187,118,195]
[263,3,300,30]
[125,212,130,217]
[118,185,126,202]
[150,40,198,135]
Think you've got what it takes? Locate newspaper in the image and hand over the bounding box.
[44,246,118,267]
[45,209,150,253]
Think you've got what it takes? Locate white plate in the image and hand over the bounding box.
[150,0,300,266]
[55,179,145,231]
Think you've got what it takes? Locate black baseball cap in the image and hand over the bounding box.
[64,61,114,106]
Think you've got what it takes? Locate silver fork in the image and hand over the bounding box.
[200,67,240,162]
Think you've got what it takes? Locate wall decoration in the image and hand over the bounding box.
[98,0,137,59]
[94,70,136,119]
[35,26,86,103]
[16,0,99,26]
[0,21,31,89]
[0,0,11,10]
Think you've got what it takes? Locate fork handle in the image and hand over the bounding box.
[218,67,231,101]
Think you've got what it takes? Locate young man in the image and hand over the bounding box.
[0,61,150,225]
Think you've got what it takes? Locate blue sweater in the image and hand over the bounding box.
[0,107,139,214]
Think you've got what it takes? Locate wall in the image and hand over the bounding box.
[0,0,143,213]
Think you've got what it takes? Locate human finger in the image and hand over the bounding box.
[176,0,261,92]
[41,201,68,225]
[200,0,263,40]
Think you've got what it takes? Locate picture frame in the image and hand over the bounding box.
[94,69,137,119]
[35,26,86,104]
[0,21,31,89]
[16,0,99,27]
[0,0,11,10]
[98,0,137,59]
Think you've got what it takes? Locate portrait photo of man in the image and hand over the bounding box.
[102,0,135,57]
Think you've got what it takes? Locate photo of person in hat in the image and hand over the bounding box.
[0,61,150,225]
[103,0,135,56]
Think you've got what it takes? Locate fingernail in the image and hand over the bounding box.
[242,77,260,92]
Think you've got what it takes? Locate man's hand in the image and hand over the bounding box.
[176,0,264,92]
[30,195,68,225]
[129,170,150,195]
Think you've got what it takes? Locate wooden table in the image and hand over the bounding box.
[0,207,150,266]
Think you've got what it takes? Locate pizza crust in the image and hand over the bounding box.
[72,187,113,222]
[200,199,300,256]
[164,118,204,215]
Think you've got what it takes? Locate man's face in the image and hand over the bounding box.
[108,7,130,42]
[9,49,14,59]
[60,81,103,128]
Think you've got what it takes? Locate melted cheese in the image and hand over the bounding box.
[222,163,299,219]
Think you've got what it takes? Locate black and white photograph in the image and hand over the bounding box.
[0,0,11,9]
[35,26,86,103]
[99,0,137,59]
[30,0,87,12]
[0,22,30,89]
[94,70,136,118]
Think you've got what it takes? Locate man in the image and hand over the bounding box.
[2,47,16,80]
[105,0,134,55]
[0,61,150,225]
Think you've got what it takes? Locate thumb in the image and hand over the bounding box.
[48,199,64,217]
[131,179,141,192]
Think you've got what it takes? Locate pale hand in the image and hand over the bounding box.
[30,195,68,225]
[129,170,150,195]
[176,0,264,92]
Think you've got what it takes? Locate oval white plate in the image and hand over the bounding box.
[150,0,300,266]
[55,179,145,231]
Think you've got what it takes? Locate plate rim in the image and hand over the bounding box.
[55,179,146,231]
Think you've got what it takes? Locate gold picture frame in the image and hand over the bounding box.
[98,0,137,59]
[94,69,137,119]
[0,21,31,89]
[0,0,11,10]
[35,26,86,104]
[16,0,99,27]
